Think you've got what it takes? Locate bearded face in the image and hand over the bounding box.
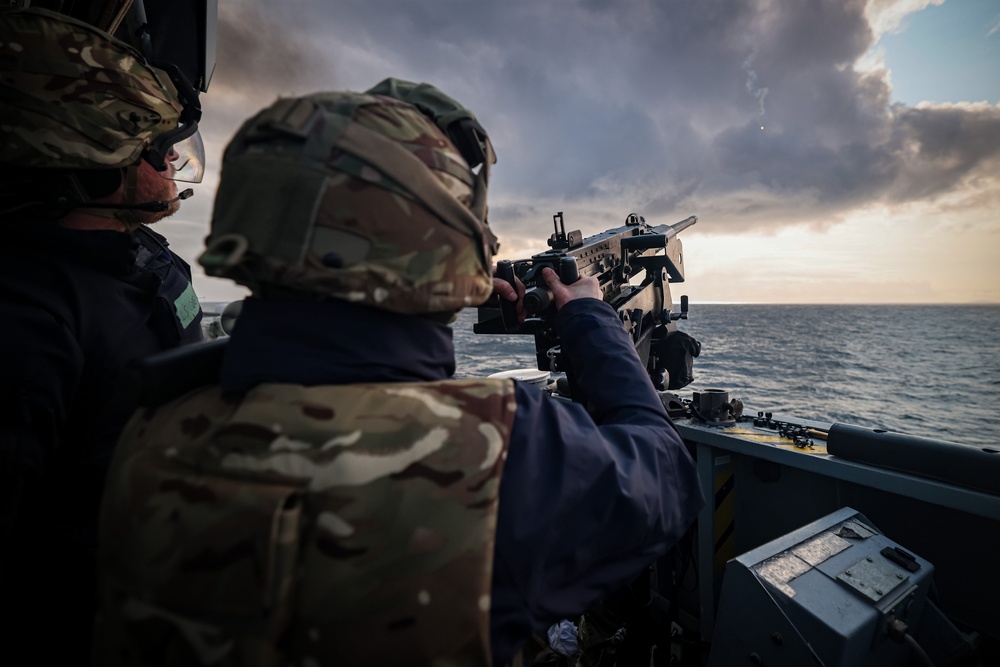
[117,159,181,227]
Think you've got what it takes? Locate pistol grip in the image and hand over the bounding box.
[558,257,579,284]
[496,260,519,331]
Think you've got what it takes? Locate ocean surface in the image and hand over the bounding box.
[450,304,1000,448]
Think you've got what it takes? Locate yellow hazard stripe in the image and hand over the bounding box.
[724,428,829,455]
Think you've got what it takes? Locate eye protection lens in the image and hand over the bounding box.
[161,129,205,183]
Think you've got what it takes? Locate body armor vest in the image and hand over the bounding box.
[95,378,517,666]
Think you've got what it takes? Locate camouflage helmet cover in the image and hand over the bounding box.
[200,87,498,315]
[0,8,184,170]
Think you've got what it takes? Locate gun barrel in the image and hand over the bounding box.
[647,216,696,240]
[665,215,697,238]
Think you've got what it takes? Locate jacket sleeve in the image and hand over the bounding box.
[489,298,704,660]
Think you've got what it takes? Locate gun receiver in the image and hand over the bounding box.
[475,212,699,395]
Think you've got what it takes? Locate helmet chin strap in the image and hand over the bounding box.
[68,165,194,229]
[56,165,139,223]
[113,164,141,224]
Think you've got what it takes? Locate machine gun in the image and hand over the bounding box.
[475,211,700,396]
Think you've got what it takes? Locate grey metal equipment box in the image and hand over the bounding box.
[707,507,933,667]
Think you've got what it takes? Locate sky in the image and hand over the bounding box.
[171,0,1000,305]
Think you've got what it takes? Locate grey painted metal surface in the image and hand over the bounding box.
[680,420,1000,648]
[678,420,1000,521]
[707,508,934,667]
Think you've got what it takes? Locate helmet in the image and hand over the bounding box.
[199,82,499,316]
[0,8,204,183]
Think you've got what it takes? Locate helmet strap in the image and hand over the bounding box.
[123,163,139,201]
[42,170,127,222]
[111,164,142,227]
[66,165,141,227]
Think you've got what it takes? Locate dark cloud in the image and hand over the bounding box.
[201,0,1000,240]
[889,104,1000,201]
[212,3,325,97]
[198,3,335,175]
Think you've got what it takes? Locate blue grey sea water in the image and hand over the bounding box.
[451,304,1000,448]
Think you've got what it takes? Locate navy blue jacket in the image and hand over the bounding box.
[222,297,703,666]
[0,223,202,660]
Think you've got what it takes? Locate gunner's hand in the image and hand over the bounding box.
[492,275,527,323]
[541,267,601,309]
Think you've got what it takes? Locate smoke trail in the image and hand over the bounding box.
[743,50,769,117]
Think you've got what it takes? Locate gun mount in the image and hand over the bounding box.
[476,212,700,395]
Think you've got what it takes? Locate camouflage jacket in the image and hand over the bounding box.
[94,378,517,666]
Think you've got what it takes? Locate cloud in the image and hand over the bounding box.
[864,0,945,39]
[987,13,1000,38]
[190,0,1000,247]
[199,3,335,163]
[167,1,338,297]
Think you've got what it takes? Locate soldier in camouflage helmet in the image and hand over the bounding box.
[0,9,207,662]
[0,7,206,222]
[198,82,498,316]
[95,82,703,666]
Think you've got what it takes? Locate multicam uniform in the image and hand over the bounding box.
[95,296,701,667]
[97,333,516,665]
[94,85,703,666]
